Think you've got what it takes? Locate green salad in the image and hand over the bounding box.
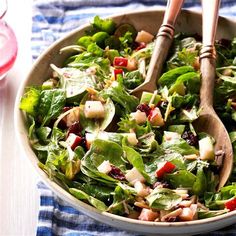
[20,16,236,222]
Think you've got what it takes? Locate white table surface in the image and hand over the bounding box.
[0,0,40,235]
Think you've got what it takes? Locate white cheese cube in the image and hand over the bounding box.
[84,101,105,119]
[125,167,145,185]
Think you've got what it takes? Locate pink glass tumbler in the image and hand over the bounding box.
[0,0,18,80]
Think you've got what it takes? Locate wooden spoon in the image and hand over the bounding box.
[131,0,184,98]
[193,0,233,190]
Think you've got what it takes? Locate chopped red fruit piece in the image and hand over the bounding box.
[225,198,236,211]
[155,161,176,179]
[114,68,124,79]
[113,57,128,67]
[66,133,82,151]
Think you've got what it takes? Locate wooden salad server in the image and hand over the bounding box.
[193,0,233,190]
[131,0,184,98]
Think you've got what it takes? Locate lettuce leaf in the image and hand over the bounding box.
[146,188,182,210]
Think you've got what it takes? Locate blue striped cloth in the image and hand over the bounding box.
[33,1,236,235]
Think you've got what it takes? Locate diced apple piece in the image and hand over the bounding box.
[85,133,95,149]
[199,136,214,161]
[130,110,147,124]
[163,131,181,141]
[126,133,139,146]
[84,101,105,119]
[179,207,194,221]
[66,107,80,127]
[156,161,176,179]
[134,181,150,197]
[135,30,154,44]
[173,189,189,199]
[97,160,112,174]
[66,133,82,150]
[125,167,145,185]
[138,208,159,221]
[148,107,164,126]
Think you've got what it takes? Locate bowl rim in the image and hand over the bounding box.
[14,8,236,233]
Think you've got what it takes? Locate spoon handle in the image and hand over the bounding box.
[200,0,220,109]
[145,0,184,86]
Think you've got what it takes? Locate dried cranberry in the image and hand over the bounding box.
[181,131,198,146]
[108,165,126,181]
[67,121,82,137]
[136,103,151,116]
[80,136,88,151]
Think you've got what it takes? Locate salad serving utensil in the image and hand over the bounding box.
[131,0,184,98]
[193,0,233,190]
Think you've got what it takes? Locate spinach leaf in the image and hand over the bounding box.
[161,138,199,155]
[169,71,200,95]
[69,188,108,211]
[165,170,196,189]
[108,184,135,215]
[198,209,228,219]
[36,127,51,143]
[19,87,41,116]
[146,188,182,210]
[100,81,139,116]
[192,166,207,196]
[158,66,195,88]
[81,139,126,183]
[78,183,114,202]
[123,70,144,89]
[118,116,151,137]
[38,89,66,127]
[80,97,115,132]
[92,15,116,35]
[215,68,236,104]
[52,65,98,102]
[220,183,236,199]
[136,132,159,153]
[171,93,199,109]
[123,145,151,183]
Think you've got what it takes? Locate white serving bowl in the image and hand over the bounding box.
[15,9,236,235]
